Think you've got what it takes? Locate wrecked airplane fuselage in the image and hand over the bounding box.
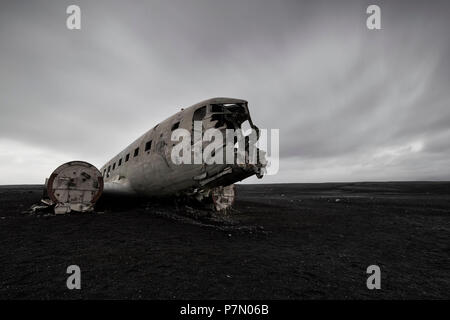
[100,97,266,210]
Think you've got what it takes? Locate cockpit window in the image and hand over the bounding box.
[224,103,245,114]
[193,106,206,122]
[171,122,180,131]
[210,103,246,115]
[192,106,206,144]
[209,103,249,130]
[211,104,223,113]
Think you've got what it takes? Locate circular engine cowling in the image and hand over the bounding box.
[46,161,104,214]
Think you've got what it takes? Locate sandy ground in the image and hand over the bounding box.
[0,182,449,299]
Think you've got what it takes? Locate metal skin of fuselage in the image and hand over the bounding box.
[100,98,265,205]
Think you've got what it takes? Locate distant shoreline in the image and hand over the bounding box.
[2,181,450,187]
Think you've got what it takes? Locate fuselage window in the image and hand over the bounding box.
[134,147,139,157]
[118,158,122,166]
[145,140,152,152]
[193,106,206,123]
[171,122,180,131]
[192,106,206,144]
[125,153,130,162]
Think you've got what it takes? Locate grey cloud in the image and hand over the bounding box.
[1,0,450,184]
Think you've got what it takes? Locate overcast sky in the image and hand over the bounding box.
[1,0,449,184]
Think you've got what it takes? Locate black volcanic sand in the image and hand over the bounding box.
[0,182,449,299]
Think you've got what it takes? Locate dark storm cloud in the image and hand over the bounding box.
[0,0,449,183]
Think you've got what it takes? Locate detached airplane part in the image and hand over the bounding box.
[43,161,104,214]
[100,97,266,211]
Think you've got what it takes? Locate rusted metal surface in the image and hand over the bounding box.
[46,161,104,213]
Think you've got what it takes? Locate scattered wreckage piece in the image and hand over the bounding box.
[143,201,268,234]
[211,185,235,211]
[38,161,104,214]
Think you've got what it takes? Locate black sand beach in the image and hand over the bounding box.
[0,182,449,299]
